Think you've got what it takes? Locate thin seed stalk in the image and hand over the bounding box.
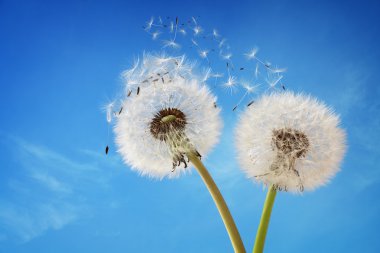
[187,152,246,253]
[252,185,277,253]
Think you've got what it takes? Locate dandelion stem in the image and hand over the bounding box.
[187,152,246,253]
[252,185,277,253]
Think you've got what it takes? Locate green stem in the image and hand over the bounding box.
[187,152,246,253]
[253,185,277,253]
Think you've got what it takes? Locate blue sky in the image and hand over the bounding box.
[0,0,379,252]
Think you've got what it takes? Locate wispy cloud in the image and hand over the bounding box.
[0,136,123,243]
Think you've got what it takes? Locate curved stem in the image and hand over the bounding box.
[187,152,246,253]
[252,185,277,253]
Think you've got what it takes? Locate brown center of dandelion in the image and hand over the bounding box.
[272,128,309,158]
[150,108,187,141]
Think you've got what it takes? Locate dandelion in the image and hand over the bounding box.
[117,57,221,177]
[114,53,245,252]
[115,80,222,178]
[235,92,346,253]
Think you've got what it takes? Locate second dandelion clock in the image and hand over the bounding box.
[235,92,346,193]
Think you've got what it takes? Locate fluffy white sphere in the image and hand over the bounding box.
[235,92,346,193]
[115,54,222,179]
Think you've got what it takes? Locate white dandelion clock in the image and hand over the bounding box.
[115,65,222,179]
[235,92,346,193]
[114,53,246,252]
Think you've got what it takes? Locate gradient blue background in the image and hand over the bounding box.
[1,0,379,252]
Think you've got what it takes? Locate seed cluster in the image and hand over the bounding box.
[272,128,309,158]
[149,107,201,171]
[269,128,310,192]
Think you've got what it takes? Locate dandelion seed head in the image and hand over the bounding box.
[235,92,346,193]
[115,54,222,179]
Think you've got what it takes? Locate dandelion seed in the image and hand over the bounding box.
[255,63,260,78]
[162,40,180,49]
[218,38,226,48]
[266,75,283,89]
[247,100,254,107]
[211,72,223,78]
[243,83,260,94]
[193,26,203,36]
[235,92,346,193]
[212,29,220,38]
[220,52,232,60]
[201,68,212,83]
[179,28,186,35]
[191,39,199,47]
[199,50,209,59]
[152,31,161,40]
[245,47,259,60]
[270,67,287,73]
[191,16,197,25]
[145,17,154,31]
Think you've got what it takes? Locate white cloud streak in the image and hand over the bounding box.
[0,137,122,243]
